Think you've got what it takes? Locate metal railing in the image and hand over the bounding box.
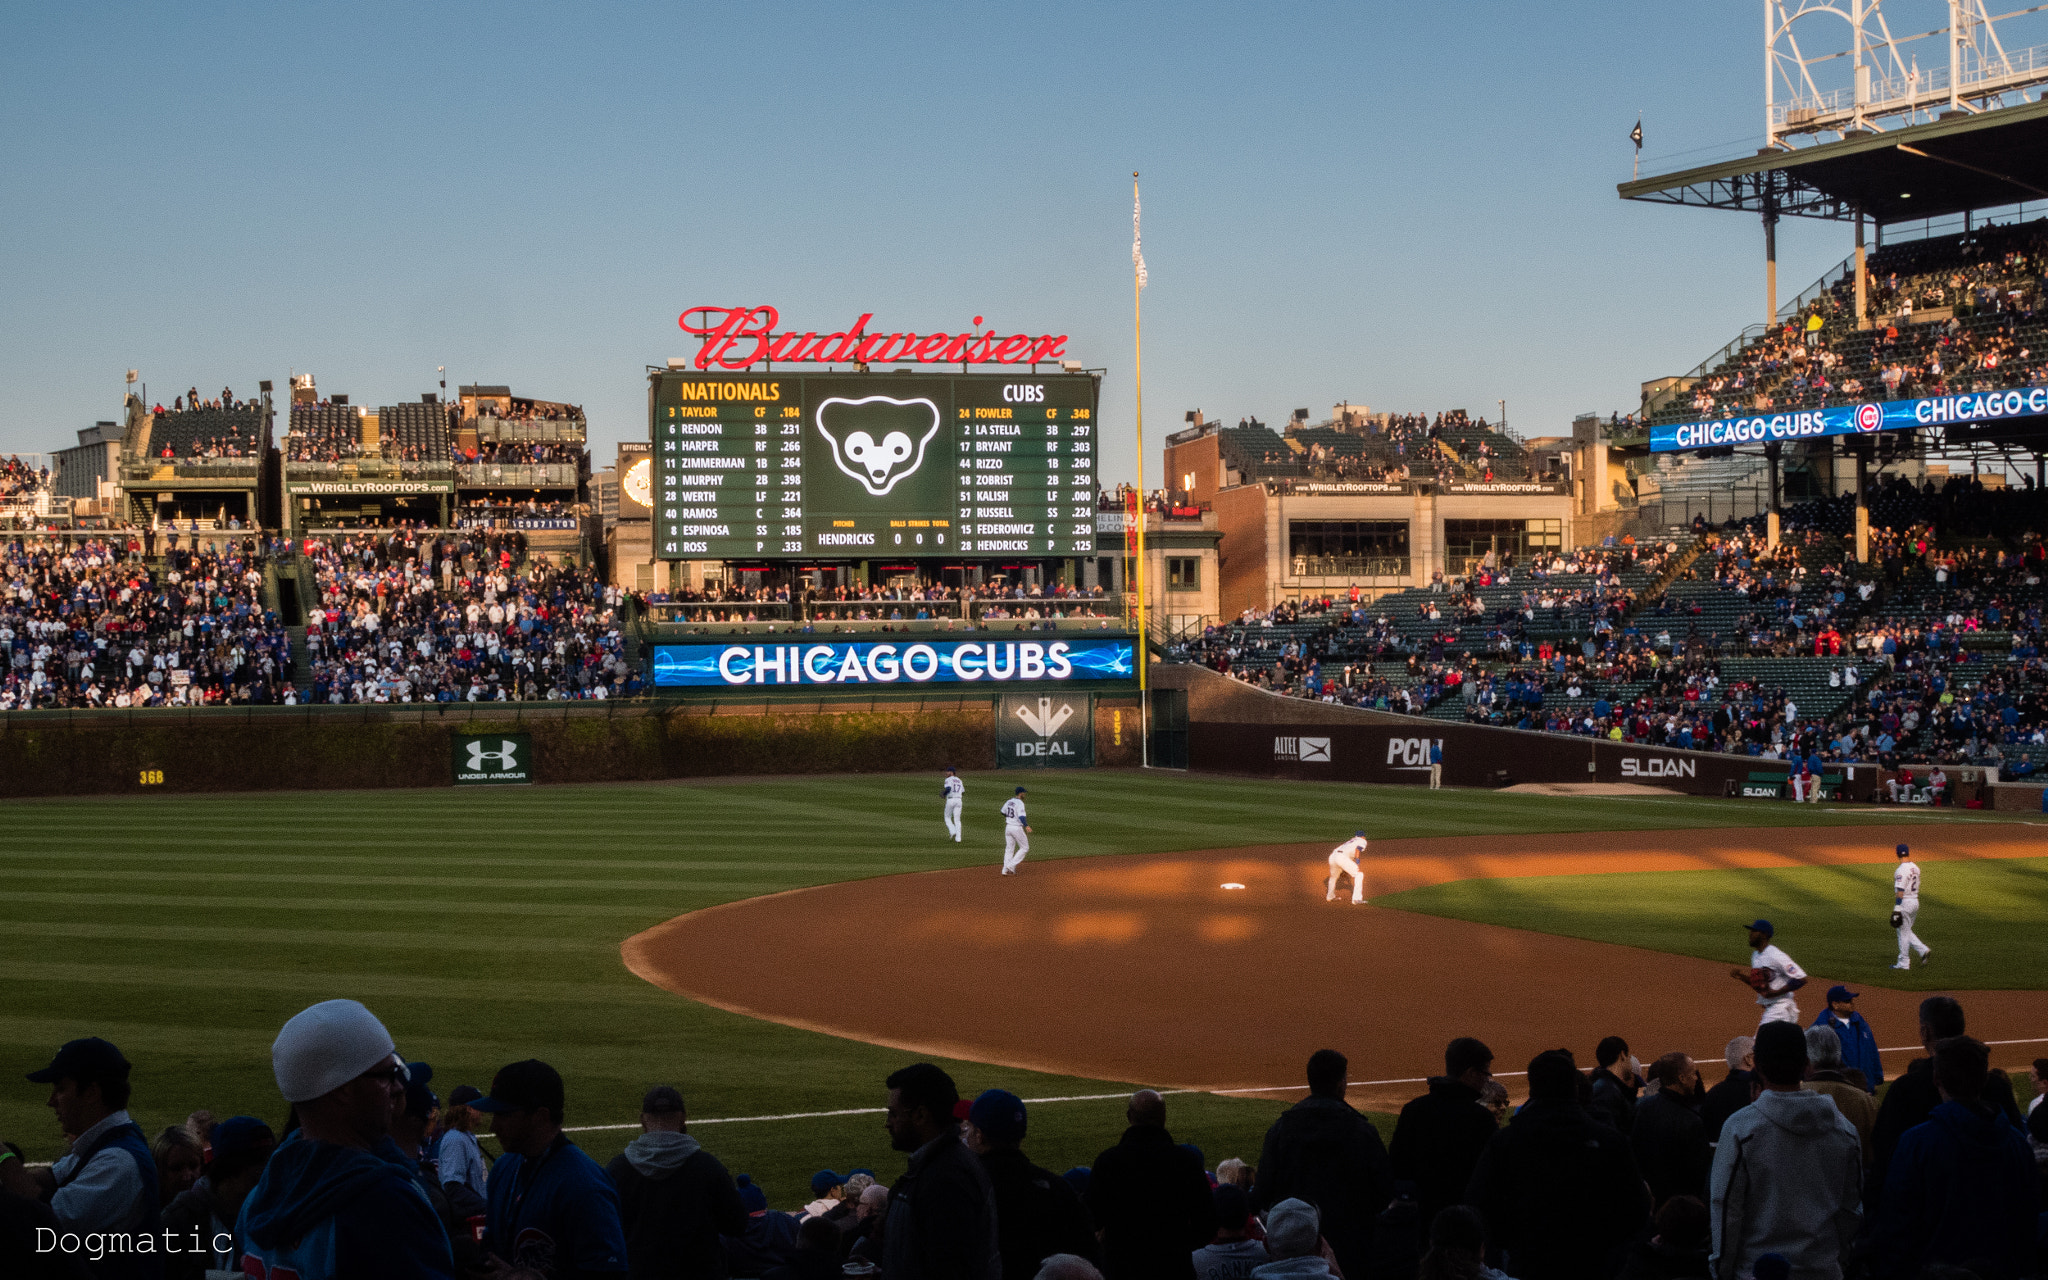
[1288,555,1410,579]
[470,415,587,443]
[457,463,579,487]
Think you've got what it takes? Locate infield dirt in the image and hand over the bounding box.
[624,824,2046,1112]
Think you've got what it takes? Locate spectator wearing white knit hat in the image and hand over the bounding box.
[234,999,456,1280]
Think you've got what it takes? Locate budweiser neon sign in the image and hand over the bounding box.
[679,306,1069,371]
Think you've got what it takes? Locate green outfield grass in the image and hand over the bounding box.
[0,772,2004,1203]
[1380,858,2048,991]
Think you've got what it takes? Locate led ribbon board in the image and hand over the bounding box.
[652,371,1099,560]
[1650,389,2048,452]
[651,637,1136,687]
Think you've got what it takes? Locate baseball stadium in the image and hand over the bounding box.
[5,6,2048,1280]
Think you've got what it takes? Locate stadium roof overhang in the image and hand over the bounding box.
[1619,99,2048,224]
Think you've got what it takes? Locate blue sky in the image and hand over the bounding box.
[1,1,1874,485]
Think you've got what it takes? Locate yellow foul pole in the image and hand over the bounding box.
[1132,172,1150,767]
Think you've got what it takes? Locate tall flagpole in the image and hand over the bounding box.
[1132,172,1150,767]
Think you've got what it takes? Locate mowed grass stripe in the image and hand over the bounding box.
[0,920,617,952]
[5,960,677,1008]
[0,891,738,920]
[0,868,818,894]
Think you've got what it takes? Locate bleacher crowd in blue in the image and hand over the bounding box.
[1,529,633,709]
[1174,481,2048,782]
[4,995,2044,1279]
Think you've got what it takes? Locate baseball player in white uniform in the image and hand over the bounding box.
[1000,786,1031,874]
[1892,842,1931,969]
[1326,831,1369,904]
[941,768,965,843]
[1730,919,1808,1025]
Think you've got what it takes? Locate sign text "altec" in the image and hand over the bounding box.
[681,306,1069,371]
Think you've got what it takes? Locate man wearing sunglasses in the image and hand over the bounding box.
[235,998,457,1279]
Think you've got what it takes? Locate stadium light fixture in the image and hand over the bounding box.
[666,357,689,369]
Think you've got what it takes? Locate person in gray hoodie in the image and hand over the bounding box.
[1249,1199,1337,1279]
[605,1086,749,1280]
[1708,1021,1862,1280]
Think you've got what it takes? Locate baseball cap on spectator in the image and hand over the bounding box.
[205,1117,276,1179]
[736,1175,767,1213]
[1212,1183,1252,1233]
[448,1084,483,1108]
[1061,1167,1090,1198]
[1264,1198,1321,1259]
[271,1000,398,1103]
[641,1085,685,1114]
[1745,919,1774,936]
[969,1089,1027,1145]
[26,1037,130,1086]
[1826,985,1859,1003]
[952,1098,973,1122]
[469,1059,565,1120]
[811,1170,847,1197]
[400,1061,437,1120]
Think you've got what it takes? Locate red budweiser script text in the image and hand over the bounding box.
[679,306,1069,371]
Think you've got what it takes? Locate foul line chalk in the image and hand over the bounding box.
[529,1038,2048,1136]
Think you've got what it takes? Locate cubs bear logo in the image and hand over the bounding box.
[815,396,942,496]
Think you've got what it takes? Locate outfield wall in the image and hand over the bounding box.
[1154,665,1901,802]
[0,691,1143,797]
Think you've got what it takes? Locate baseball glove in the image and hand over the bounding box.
[1746,967,1772,993]
[1890,910,1904,928]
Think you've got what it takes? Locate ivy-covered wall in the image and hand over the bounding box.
[0,703,998,797]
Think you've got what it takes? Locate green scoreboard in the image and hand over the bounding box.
[650,370,1100,560]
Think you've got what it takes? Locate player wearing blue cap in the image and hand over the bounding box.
[1326,831,1369,905]
[1730,920,1808,1025]
[1892,843,1931,970]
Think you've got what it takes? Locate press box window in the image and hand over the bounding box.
[1167,557,1200,590]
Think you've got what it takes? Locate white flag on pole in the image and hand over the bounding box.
[1133,185,1148,290]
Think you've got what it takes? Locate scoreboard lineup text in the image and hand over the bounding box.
[651,371,1099,560]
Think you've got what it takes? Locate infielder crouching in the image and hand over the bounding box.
[1000,786,1031,875]
[1326,830,1369,905]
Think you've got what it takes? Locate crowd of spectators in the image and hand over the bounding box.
[0,536,293,709]
[1674,220,2048,426]
[3,456,51,503]
[1175,502,2048,773]
[6,993,2043,1279]
[469,400,584,422]
[458,441,584,466]
[297,532,632,703]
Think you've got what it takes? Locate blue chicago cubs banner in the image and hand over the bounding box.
[1650,388,2048,453]
[653,636,1136,687]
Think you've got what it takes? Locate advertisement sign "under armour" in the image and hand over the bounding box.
[452,733,534,785]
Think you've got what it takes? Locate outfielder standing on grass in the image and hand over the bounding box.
[1000,787,1031,875]
[1730,919,1808,1025]
[1893,842,1932,970]
[941,768,965,844]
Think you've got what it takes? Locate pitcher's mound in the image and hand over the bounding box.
[1501,782,1681,797]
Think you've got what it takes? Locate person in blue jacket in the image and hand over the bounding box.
[1871,1035,2036,1278]
[236,1000,456,1280]
[1810,986,1884,1090]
